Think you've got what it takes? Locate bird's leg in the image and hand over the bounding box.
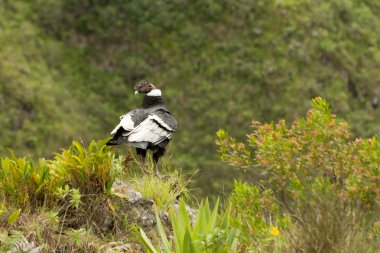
[153,148,165,177]
[153,152,159,177]
[136,148,147,162]
[153,158,160,177]
[136,148,149,173]
[154,164,160,177]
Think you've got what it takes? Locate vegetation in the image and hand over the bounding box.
[0,98,380,252]
[1,0,380,196]
[129,171,192,209]
[228,181,288,252]
[0,140,189,252]
[217,97,380,252]
[2,0,380,252]
[140,199,239,253]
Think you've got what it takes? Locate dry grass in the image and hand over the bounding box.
[283,198,380,253]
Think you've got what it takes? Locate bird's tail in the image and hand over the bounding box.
[106,136,127,146]
[106,139,118,146]
[106,128,127,146]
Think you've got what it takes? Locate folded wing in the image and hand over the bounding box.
[125,115,174,145]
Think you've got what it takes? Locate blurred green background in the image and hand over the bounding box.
[1,0,380,197]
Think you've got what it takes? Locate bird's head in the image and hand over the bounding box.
[134,80,157,95]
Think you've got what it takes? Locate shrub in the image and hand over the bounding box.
[0,152,62,208]
[0,140,120,209]
[51,140,118,195]
[216,97,380,251]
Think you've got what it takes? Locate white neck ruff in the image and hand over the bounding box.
[147,89,162,96]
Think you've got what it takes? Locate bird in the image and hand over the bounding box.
[106,80,177,176]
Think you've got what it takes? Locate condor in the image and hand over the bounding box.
[107,80,177,176]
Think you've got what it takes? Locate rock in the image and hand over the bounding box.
[159,211,171,228]
[100,214,115,232]
[112,180,143,204]
[110,180,197,233]
[160,211,170,222]
[111,180,156,229]
[100,241,144,253]
[140,213,156,227]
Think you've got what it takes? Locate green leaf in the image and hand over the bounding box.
[8,209,21,225]
[209,198,219,231]
[156,213,172,253]
[171,199,192,252]
[182,229,195,253]
[139,228,158,253]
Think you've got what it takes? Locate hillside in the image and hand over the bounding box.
[1,99,380,252]
[1,1,380,196]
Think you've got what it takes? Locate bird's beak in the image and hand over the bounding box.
[135,90,139,95]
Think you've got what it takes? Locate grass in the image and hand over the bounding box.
[117,147,196,209]
[129,170,193,209]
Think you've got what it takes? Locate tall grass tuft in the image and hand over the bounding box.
[130,169,193,209]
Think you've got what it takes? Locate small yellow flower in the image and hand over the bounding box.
[271,227,280,236]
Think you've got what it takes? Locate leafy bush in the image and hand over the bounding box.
[0,140,121,212]
[0,140,119,210]
[52,140,118,195]
[140,199,239,253]
[0,152,61,208]
[217,97,380,207]
[217,97,380,251]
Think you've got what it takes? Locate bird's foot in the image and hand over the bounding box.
[154,166,161,178]
[140,162,150,174]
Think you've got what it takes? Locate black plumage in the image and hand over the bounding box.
[107,80,177,175]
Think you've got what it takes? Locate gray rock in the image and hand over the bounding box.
[112,180,143,204]
[139,213,156,227]
[110,181,197,232]
[111,180,156,229]
[159,211,171,228]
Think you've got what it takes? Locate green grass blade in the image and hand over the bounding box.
[139,228,158,253]
[156,212,172,253]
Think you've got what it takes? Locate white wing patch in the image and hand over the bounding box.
[124,115,173,145]
[150,115,173,131]
[110,112,135,135]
